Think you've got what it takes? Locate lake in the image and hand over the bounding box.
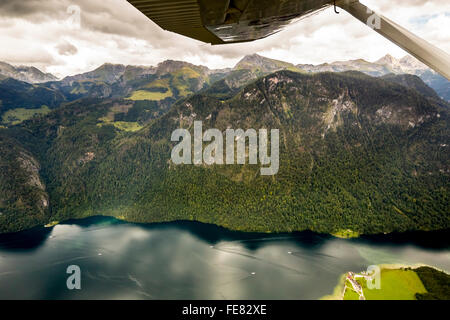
[0,217,449,299]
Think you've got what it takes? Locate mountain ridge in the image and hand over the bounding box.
[1,53,446,129]
[3,52,445,99]
[0,68,448,234]
[297,54,448,100]
[0,61,58,83]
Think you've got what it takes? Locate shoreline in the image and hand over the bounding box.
[46,214,450,241]
[322,264,450,300]
[1,214,449,240]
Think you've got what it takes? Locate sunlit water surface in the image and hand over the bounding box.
[0,217,448,299]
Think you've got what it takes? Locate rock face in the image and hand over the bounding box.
[0,61,58,83]
[78,152,95,165]
[0,136,49,232]
[17,152,49,209]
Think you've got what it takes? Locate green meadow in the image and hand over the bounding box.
[127,89,173,101]
[97,121,143,132]
[2,105,51,125]
[344,268,427,300]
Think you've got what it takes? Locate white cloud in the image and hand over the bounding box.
[0,0,448,78]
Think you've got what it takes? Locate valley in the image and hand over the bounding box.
[0,54,448,237]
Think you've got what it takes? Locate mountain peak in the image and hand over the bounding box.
[375,54,399,65]
[399,55,428,71]
[236,54,278,66]
[235,54,294,73]
[95,63,126,72]
[238,53,264,62]
[156,60,208,74]
[0,61,58,83]
[61,63,128,84]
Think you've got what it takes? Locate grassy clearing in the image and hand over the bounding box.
[127,89,172,101]
[127,78,174,100]
[344,268,427,300]
[111,121,143,132]
[172,67,202,97]
[99,103,134,122]
[173,80,191,97]
[2,105,51,125]
[175,67,201,79]
[97,121,143,132]
[332,229,360,238]
[344,288,361,300]
[287,66,306,73]
[144,78,170,89]
[45,221,59,228]
[97,103,143,132]
[70,82,88,94]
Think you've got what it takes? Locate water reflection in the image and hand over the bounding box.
[0,217,448,299]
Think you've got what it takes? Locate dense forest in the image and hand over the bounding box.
[415,267,450,300]
[0,65,448,235]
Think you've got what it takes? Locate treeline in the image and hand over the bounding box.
[415,267,450,300]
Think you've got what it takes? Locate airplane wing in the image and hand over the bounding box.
[127,0,450,79]
[126,0,331,44]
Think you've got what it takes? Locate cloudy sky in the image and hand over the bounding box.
[0,0,449,78]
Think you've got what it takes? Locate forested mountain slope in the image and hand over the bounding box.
[1,70,448,235]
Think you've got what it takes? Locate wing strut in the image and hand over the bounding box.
[337,0,450,80]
